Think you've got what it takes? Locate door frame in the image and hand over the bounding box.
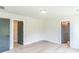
[60,20,70,44]
[12,20,24,49]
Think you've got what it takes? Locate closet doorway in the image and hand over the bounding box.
[61,21,70,45]
[13,20,23,48]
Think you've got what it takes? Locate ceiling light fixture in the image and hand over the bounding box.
[40,10,47,14]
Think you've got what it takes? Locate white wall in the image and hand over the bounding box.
[43,18,61,44]
[0,10,44,49]
[24,17,44,45]
[70,15,79,49]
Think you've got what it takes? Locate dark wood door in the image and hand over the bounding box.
[18,21,23,45]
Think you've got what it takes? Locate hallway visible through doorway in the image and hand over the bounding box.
[13,20,23,48]
[61,21,70,46]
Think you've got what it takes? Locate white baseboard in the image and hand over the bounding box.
[70,44,79,49]
[24,40,42,45]
[45,40,61,45]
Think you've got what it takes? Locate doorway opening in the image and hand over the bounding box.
[13,20,23,48]
[61,21,70,46]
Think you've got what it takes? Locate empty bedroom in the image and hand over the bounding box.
[0,6,79,53]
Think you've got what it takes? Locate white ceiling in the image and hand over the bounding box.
[1,6,79,20]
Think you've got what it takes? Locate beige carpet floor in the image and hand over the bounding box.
[5,40,79,53]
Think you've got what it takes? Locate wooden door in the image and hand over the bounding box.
[18,21,23,44]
